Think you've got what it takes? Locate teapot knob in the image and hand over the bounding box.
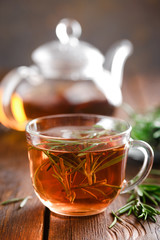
[56,18,82,44]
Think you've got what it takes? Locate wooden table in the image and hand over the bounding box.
[0,74,160,240]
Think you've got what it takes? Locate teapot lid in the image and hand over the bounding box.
[32,19,104,78]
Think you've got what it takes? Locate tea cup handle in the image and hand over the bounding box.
[121,139,154,194]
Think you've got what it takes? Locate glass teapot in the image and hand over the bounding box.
[0,18,133,131]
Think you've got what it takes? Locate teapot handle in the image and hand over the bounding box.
[104,40,133,87]
[0,66,40,130]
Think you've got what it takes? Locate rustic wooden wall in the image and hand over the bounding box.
[0,0,160,75]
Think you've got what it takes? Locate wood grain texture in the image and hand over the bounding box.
[48,177,160,240]
[0,131,45,240]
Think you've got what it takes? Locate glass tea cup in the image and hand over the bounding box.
[25,114,153,216]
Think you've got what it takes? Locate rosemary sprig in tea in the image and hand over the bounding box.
[30,127,124,204]
[109,184,160,228]
[33,148,123,203]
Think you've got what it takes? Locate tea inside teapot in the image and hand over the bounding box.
[0,18,133,131]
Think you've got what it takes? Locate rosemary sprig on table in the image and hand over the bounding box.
[0,196,32,208]
[110,104,160,227]
[109,184,160,228]
[122,103,160,151]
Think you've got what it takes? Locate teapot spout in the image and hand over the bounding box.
[104,40,133,87]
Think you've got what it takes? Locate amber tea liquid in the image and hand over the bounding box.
[28,126,128,216]
[0,80,115,131]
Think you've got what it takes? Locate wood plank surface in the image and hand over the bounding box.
[0,131,45,240]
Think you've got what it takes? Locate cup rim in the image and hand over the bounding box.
[25,113,132,142]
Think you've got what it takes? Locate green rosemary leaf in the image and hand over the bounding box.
[47,165,52,171]
[91,153,103,171]
[144,212,148,220]
[62,154,80,166]
[50,145,62,150]
[93,152,115,172]
[62,154,85,172]
[153,129,160,138]
[101,183,121,189]
[127,206,133,216]
[144,178,160,184]
[143,207,156,216]
[81,188,98,199]
[52,173,63,182]
[96,130,110,138]
[95,154,124,173]
[151,169,160,176]
[109,215,117,229]
[0,197,25,205]
[140,184,160,191]
[137,187,143,197]
[143,204,160,214]
[61,158,76,169]
[154,191,160,196]
[149,215,156,222]
[142,190,158,206]
[34,160,51,190]
[118,204,133,214]
[28,145,34,151]
[44,151,61,173]
[74,180,120,190]
[142,194,146,203]
[152,194,160,202]
[20,196,32,208]
[134,204,139,212]
[46,139,80,145]
[92,124,103,129]
[0,196,32,207]
[109,211,124,229]
[80,143,98,152]
[86,187,108,197]
[138,212,145,219]
[69,159,86,174]
[127,193,136,203]
[117,200,136,213]
[77,152,87,157]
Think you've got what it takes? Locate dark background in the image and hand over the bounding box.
[0,0,160,76]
